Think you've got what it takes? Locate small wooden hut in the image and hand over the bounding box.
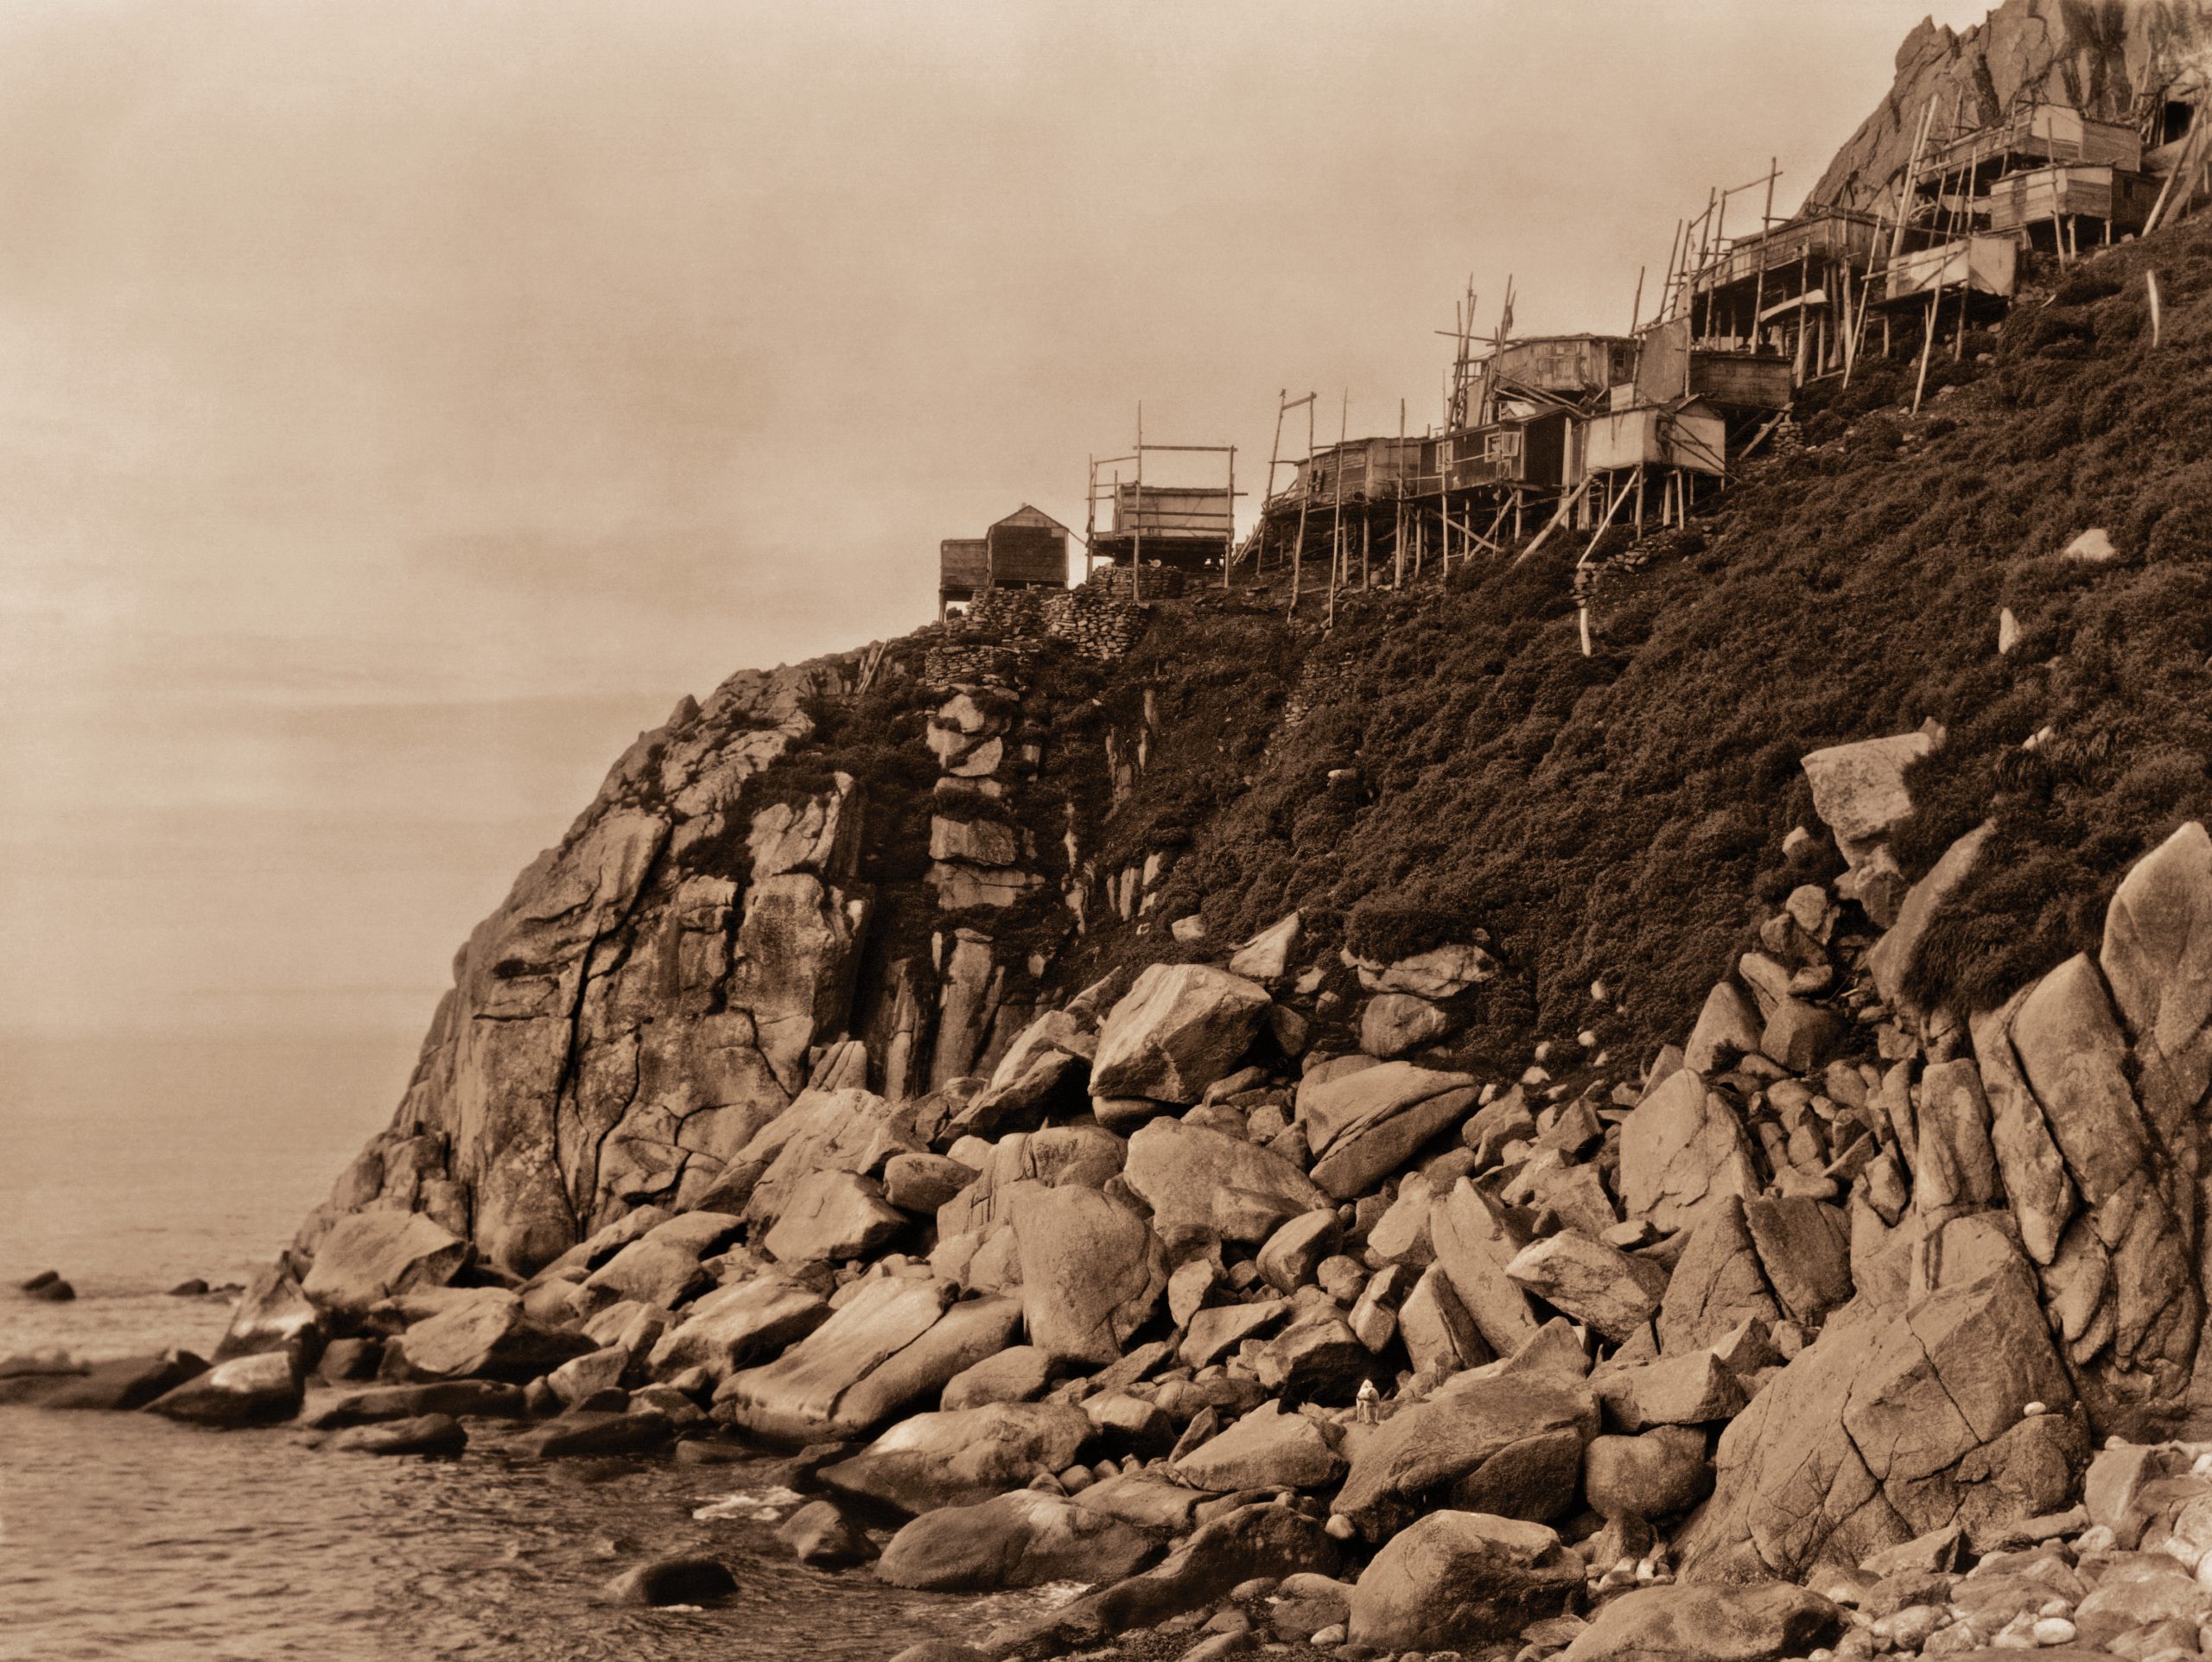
[938,504,1070,619]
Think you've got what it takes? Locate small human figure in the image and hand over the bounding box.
[1355,1378,1380,1425]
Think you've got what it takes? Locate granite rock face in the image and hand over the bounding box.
[1810,1,2212,212]
[252,558,2212,1644]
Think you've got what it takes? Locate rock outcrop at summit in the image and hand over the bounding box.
[1811,0,2212,213]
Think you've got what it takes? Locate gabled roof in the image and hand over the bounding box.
[991,504,1071,534]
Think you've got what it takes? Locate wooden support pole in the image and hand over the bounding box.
[1261,393,1286,574]
[1132,404,1144,605]
[1221,443,1236,587]
[1751,157,1777,339]
[1912,286,1941,415]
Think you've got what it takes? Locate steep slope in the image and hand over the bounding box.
[110,14,2212,1656]
[305,211,2212,1282]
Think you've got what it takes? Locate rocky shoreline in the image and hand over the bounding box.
[18,714,2212,1661]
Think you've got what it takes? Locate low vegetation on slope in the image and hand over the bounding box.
[1071,215,2212,1063]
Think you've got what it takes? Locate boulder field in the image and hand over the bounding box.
[28,715,2212,1662]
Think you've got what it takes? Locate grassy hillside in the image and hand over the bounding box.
[1051,214,2212,1065]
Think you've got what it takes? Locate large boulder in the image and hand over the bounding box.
[1179,1298,1289,1368]
[761,1170,906,1265]
[300,1210,468,1316]
[1065,1503,1340,1639]
[820,1401,1096,1514]
[1912,1057,2000,1213]
[1971,992,2076,1266]
[715,1278,1020,1443]
[2010,950,2200,1417]
[1557,1582,1844,1662]
[1585,1426,1713,1520]
[1333,1373,1598,1539]
[1656,1197,1783,1355]
[394,1288,595,1381]
[1173,1400,1347,1492]
[1346,1511,1581,1649]
[735,1088,921,1230]
[1428,1179,1544,1356]
[1800,732,1929,869]
[578,1237,709,1311]
[1229,912,1301,982]
[646,1274,830,1381]
[1307,1072,1479,1202]
[1352,942,1497,999]
[143,1351,302,1426]
[1090,964,1272,1103]
[40,1351,207,1411]
[1683,983,1763,1075]
[776,1499,876,1568]
[1594,1351,1745,1431]
[937,1127,1128,1237]
[1676,1253,2088,1582]
[306,1380,526,1427]
[1738,1197,1852,1327]
[213,1259,324,1362]
[2102,821,2212,1134]
[1360,993,1452,1058]
[1504,1232,1668,1342]
[1397,1264,1490,1374]
[1299,1062,1474,1156]
[1867,821,1994,1011]
[1122,1120,1328,1246]
[957,1011,1096,1136]
[1255,1310,1370,1401]
[875,1490,1156,1591]
[1619,1071,1761,1234]
[940,1345,1054,1410]
[1010,1184,1166,1366]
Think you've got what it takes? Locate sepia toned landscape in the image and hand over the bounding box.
[26,3,2212,1659]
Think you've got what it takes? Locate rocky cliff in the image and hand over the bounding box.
[1811,0,2212,211]
[97,13,2212,1658]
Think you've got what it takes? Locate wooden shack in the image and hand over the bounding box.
[1921,104,2143,188]
[1442,408,1574,492]
[1690,210,1880,301]
[1093,481,1234,570]
[938,504,1070,619]
[1580,398,1727,480]
[1982,162,2161,242]
[1634,319,1792,410]
[1885,234,2019,302]
[1684,209,1880,378]
[984,504,1070,587]
[938,538,990,619]
[1287,435,1438,504]
[1483,335,1637,402]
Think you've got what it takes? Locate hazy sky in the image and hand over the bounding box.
[0,0,1989,1040]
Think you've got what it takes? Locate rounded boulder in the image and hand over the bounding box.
[1583,1425,1713,1520]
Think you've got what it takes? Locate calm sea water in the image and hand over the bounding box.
[0,1033,1033,1661]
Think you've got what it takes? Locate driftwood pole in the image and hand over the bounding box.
[1395,397,1407,589]
[1261,392,1287,574]
[1224,445,1236,588]
[1132,404,1144,605]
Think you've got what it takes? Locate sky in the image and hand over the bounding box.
[0,0,1993,1045]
